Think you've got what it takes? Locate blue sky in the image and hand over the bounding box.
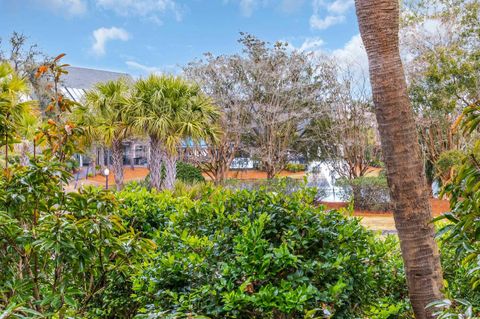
[0,0,364,76]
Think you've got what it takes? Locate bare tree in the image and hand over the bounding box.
[0,32,52,114]
[184,53,248,184]
[185,34,330,180]
[300,63,381,180]
[236,33,327,178]
[402,0,479,186]
[0,32,41,78]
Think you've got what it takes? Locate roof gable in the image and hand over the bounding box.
[63,66,132,90]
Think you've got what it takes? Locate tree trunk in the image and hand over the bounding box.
[149,136,164,190]
[91,148,98,177]
[111,139,124,191]
[98,147,105,168]
[354,1,443,318]
[130,142,135,171]
[164,151,178,190]
[214,164,228,185]
[17,140,30,166]
[266,163,276,179]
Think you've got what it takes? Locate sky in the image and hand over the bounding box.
[0,0,366,77]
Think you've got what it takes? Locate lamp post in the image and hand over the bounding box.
[103,168,110,190]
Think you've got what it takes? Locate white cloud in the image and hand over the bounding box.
[239,0,256,16]
[310,15,344,30]
[224,0,269,17]
[332,34,367,67]
[126,60,179,76]
[95,0,181,23]
[299,37,325,51]
[125,61,163,74]
[36,0,87,15]
[331,33,369,85]
[280,0,305,13]
[91,27,130,56]
[309,0,353,30]
[327,0,353,14]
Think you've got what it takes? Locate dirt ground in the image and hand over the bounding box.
[79,167,449,232]
[321,199,450,231]
[85,167,307,184]
[87,167,150,184]
[85,166,383,183]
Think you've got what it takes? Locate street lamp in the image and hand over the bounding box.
[103,168,110,190]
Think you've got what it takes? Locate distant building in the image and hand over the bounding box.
[61,66,149,168]
[61,66,131,101]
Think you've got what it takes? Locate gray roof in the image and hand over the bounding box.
[62,66,132,90]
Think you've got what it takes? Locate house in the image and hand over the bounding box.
[61,66,150,168]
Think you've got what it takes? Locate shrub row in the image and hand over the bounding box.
[116,184,410,319]
[285,163,307,172]
[339,176,392,212]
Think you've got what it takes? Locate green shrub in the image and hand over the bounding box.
[339,176,392,212]
[435,149,465,185]
[176,161,205,184]
[0,161,151,319]
[139,162,205,189]
[118,186,408,319]
[435,150,465,175]
[369,159,385,168]
[66,156,80,172]
[224,177,328,201]
[285,163,307,172]
[428,221,480,317]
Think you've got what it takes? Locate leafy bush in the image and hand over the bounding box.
[435,149,465,185]
[224,177,328,201]
[424,225,480,318]
[118,185,409,319]
[369,159,385,168]
[66,156,80,172]
[176,161,205,184]
[285,163,307,172]
[339,176,392,212]
[140,162,205,189]
[0,161,152,318]
[431,104,480,318]
[437,233,480,315]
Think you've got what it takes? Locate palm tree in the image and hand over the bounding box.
[15,109,41,166]
[81,78,131,190]
[129,75,219,190]
[354,1,443,318]
[0,62,37,170]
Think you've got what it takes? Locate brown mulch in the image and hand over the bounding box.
[85,167,307,184]
[87,167,150,184]
[85,166,385,183]
[320,198,450,231]
[320,198,449,217]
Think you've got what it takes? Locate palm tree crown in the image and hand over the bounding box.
[0,62,38,169]
[79,77,132,190]
[129,74,220,189]
[82,78,131,146]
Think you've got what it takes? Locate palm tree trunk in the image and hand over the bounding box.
[111,139,124,191]
[164,151,178,190]
[19,141,30,166]
[98,147,105,168]
[355,1,443,318]
[149,135,164,190]
[91,147,98,177]
[130,143,135,171]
